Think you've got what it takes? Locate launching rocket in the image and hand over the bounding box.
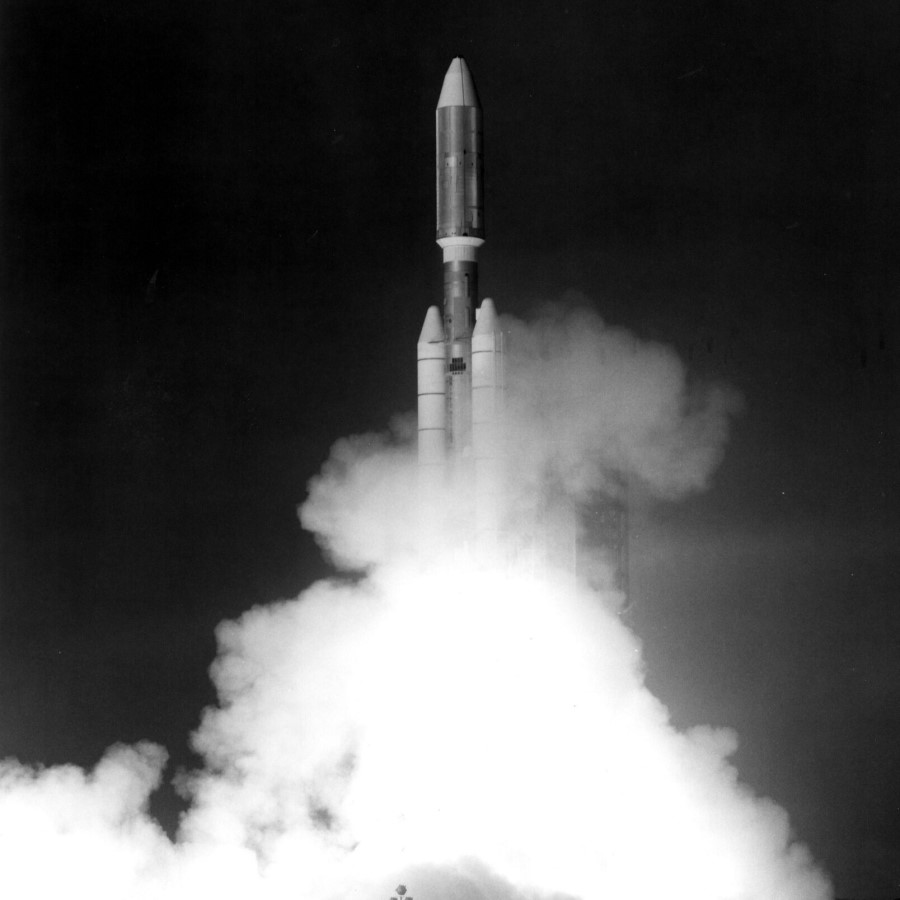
[417,58,504,539]
[416,59,628,588]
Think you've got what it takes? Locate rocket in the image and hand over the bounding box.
[418,58,504,540]
[416,60,628,586]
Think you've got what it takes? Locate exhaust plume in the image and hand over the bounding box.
[0,307,830,900]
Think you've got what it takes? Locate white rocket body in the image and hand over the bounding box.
[417,306,448,495]
[417,59,628,591]
[417,58,505,544]
[471,298,504,546]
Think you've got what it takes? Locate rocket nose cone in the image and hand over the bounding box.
[437,57,481,109]
[418,305,446,343]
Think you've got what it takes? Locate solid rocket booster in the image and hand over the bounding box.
[471,297,504,543]
[418,58,504,540]
[417,306,447,477]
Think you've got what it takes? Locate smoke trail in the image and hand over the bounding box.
[0,308,831,900]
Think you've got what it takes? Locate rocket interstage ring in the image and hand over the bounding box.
[437,237,484,262]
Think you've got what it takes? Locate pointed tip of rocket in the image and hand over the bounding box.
[437,57,481,109]
[419,305,446,343]
[473,297,500,335]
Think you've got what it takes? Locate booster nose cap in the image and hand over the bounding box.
[418,305,446,343]
[473,298,500,335]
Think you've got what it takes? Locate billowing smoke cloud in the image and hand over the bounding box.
[301,308,742,570]
[503,307,741,500]
[0,743,172,898]
[0,308,830,900]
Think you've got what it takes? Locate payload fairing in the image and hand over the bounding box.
[418,58,504,541]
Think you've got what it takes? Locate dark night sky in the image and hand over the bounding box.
[1,0,898,896]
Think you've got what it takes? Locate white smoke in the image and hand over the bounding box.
[301,308,742,569]
[0,743,172,899]
[503,307,741,500]
[0,308,832,900]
